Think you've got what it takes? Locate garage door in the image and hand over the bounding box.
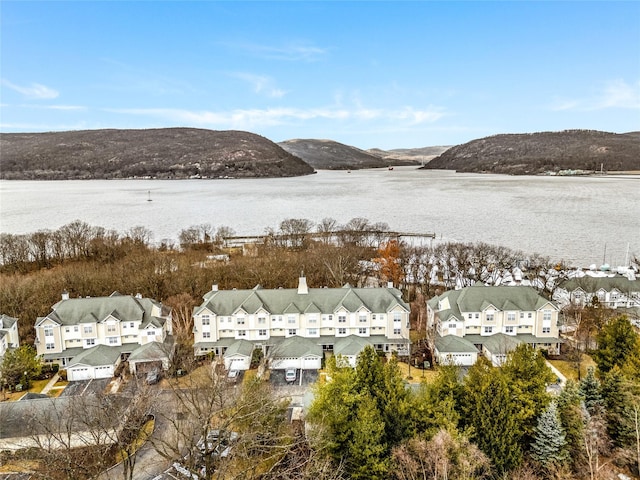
[70,367,92,381]
[302,356,321,370]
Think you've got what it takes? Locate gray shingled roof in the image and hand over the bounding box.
[223,339,255,358]
[435,334,479,354]
[36,294,163,328]
[271,336,322,359]
[67,344,123,368]
[196,284,409,317]
[0,314,18,329]
[432,285,557,320]
[560,275,640,293]
[128,339,173,362]
[334,335,371,356]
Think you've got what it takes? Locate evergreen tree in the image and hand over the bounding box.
[463,356,523,473]
[530,401,568,468]
[579,367,603,414]
[556,380,586,470]
[594,314,640,374]
[601,367,637,449]
[346,394,389,480]
[0,344,42,389]
[502,343,555,442]
[412,363,462,437]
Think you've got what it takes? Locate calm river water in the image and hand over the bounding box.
[1,168,638,268]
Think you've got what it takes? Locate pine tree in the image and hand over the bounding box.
[580,367,603,414]
[530,401,568,467]
[594,314,640,373]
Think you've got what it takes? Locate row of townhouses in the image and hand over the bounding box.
[553,272,640,312]
[6,274,616,382]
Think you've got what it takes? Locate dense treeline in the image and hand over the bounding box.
[310,336,640,480]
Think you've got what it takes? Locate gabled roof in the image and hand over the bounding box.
[67,344,122,368]
[223,339,255,358]
[334,335,371,357]
[271,336,322,359]
[559,274,640,294]
[197,283,409,318]
[43,294,161,327]
[432,285,558,320]
[0,315,18,329]
[434,334,479,354]
[128,341,171,362]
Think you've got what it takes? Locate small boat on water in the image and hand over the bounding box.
[388,166,394,171]
[147,190,152,202]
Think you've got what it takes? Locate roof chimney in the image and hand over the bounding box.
[298,273,308,295]
[387,281,394,288]
[212,284,218,292]
[62,290,69,300]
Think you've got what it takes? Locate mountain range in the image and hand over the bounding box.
[1,128,638,180]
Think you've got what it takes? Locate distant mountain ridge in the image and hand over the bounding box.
[0,128,315,180]
[422,130,640,175]
[278,139,427,170]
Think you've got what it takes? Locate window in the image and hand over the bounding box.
[307,328,318,336]
[448,323,456,329]
[288,329,297,336]
[237,330,246,337]
[107,324,117,334]
[358,328,368,335]
[65,327,70,333]
[542,327,551,334]
[484,326,493,334]
[308,315,317,324]
[338,328,347,335]
[543,311,552,322]
[359,314,367,323]
[237,317,245,325]
[372,314,377,320]
[528,313,532,319]
[74,326,79,332]
[203,331,211,338]
[288,315,296,324]
[85,338,95,346]
[338,315,346,323]
[258,317,266,324]
[507,313,516,322]
[44,327,54,337]
[505,326,514,333]
[202,316,210,326]
[475,313,480,319]
[84,326,93,334]
[46,343,55,350]
[258,329,267,336]
[393,328,401,335]
[486,313,494,321]
[520,312,524,319]
[393,312,402,322]
[108,337,118,345]
[468,313,473,319]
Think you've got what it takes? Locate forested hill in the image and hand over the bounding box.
[0,128,316,180]
[422,130,640,175]
[278,138,421,170]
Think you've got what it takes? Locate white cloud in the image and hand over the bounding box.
[550,79,640,111]
[1,79,59,99]
[18,104,87,111]
[104,104,446,130]
[222,41,328,62]
[229,73,287,98]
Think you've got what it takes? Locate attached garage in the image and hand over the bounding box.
[434,334,479,367]
[223,339,254,371]
[66,344,121,381]
[269,336,322,370]
[127,340,174,375]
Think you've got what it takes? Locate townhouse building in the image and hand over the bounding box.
[553,272,640,311]
[0,314,20,359]
[427,284,561,366]
[34,292,173,380]
[193,276,410,370]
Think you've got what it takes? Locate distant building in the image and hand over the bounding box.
[34,292,173,381]
[554,272,640,310]
[192,276,410,369]
[0,314,20,359]
[427,285,561,366]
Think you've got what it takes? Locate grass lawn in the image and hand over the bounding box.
[548,354,597,382]
[397,361,438,384]
[1,378,54,402]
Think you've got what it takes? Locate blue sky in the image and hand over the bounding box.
[1,1,639,149]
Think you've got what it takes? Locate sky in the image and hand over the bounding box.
[1,1,639,150]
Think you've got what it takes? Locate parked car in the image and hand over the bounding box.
[227,369,240,384]
[197,429,239,457]
[146,370,160,385]
[285,368,297,383]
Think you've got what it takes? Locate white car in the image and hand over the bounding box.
[285,368,297,383]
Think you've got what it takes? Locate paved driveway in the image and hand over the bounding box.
[59,378,111,397]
